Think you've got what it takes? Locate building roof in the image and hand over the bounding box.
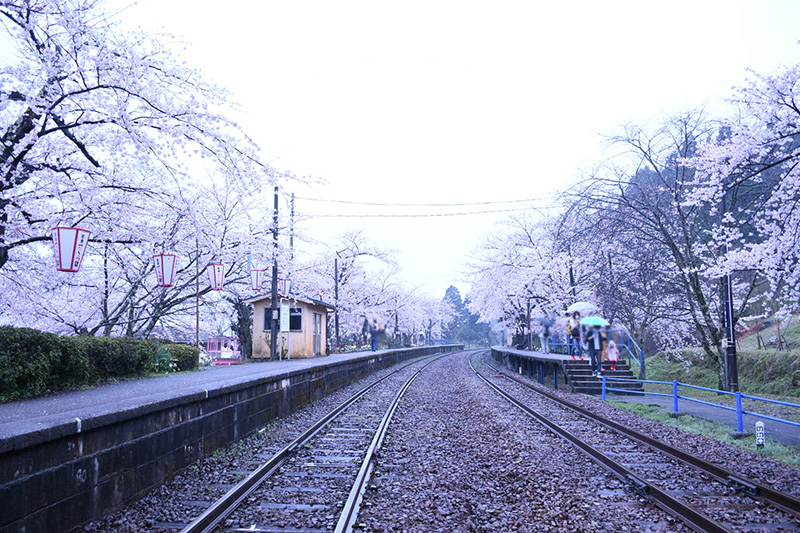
[245,292,336,310]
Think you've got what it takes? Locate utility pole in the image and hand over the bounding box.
[269,186,279,360]
[721,196,738,392]
[724,272,739,392]
[567,242,577,299]
[195,238,200,350]
[289,193,295,268]
[526,297,532,351]
[334,256,340,350]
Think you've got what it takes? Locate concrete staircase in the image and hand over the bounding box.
[564,358,643,395]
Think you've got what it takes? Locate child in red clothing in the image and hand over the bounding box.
[606,340,620,371]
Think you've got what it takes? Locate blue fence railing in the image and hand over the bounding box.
[601,376,800,433]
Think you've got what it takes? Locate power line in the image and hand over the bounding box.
[294,196,552,207]
[303,207,533,218]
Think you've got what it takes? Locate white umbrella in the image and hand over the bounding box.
[567,301,596,314]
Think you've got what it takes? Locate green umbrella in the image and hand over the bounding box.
[580,315,609,327]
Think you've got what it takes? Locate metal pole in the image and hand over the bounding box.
[269,186,279,361]
[289,193,295,260]
[526,298,532,351]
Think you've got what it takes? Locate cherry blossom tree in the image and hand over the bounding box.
[571,111,768,386]
[0,0,301,338]
[689,63,800,317]
[466,210,592,339]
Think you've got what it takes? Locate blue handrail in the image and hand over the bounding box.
[601,376,800,432]
[544,328,644,379]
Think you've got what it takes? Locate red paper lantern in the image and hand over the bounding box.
[250,269,265,291]
[207,263,225,290]
[153,254,178,287]
[52,227,91,272]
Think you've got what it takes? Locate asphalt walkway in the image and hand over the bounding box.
[607,393,800,449]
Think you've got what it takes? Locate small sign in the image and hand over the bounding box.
[280,301,290,332]
[755,421,765,448]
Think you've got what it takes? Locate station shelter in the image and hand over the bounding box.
[247,293,335,359]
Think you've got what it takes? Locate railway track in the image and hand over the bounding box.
[472,353,800,532]
[177,351,454,533]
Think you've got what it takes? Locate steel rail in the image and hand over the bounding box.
[470,358,731,533]
[334,353,445,533]
[486,357,800,519]
[179,353,444,533]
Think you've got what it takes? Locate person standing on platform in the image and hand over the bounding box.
[369,320,380,351]
[568,312,582,359]
[539,321,551,353]
[586,325,603,376]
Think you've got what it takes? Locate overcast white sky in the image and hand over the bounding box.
[115,0,800,299]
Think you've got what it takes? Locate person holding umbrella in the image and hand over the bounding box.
[585,325,603,376]
[581,315,610,376]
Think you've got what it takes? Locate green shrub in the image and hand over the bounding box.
[0,326,62,401]
[151,345,176,373]
[166,344,199,371]
[57,336,95,389]
[0,326,201,402]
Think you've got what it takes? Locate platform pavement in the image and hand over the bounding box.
[0,350,379,443]
[493,347,800,450]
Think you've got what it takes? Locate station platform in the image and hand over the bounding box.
[0,345,461,533]
[490,347,799,450]
[0,351,375,446]
[491,346,644,395]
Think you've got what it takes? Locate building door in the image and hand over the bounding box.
[313,313,322,355]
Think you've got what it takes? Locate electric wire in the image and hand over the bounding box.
[293,196,552,207]
[302,207,533,218]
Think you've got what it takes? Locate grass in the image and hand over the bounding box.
[607,400,800,468]
[608,316,800,468]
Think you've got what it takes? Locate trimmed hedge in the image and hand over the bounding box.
[0,326,200,402]
[166,343,200,371]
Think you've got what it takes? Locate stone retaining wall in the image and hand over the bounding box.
[0,345,461,533]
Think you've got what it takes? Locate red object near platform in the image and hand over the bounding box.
[206,337,241,365]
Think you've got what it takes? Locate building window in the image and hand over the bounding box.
[290,308,302,331]
[264,307,303,331]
